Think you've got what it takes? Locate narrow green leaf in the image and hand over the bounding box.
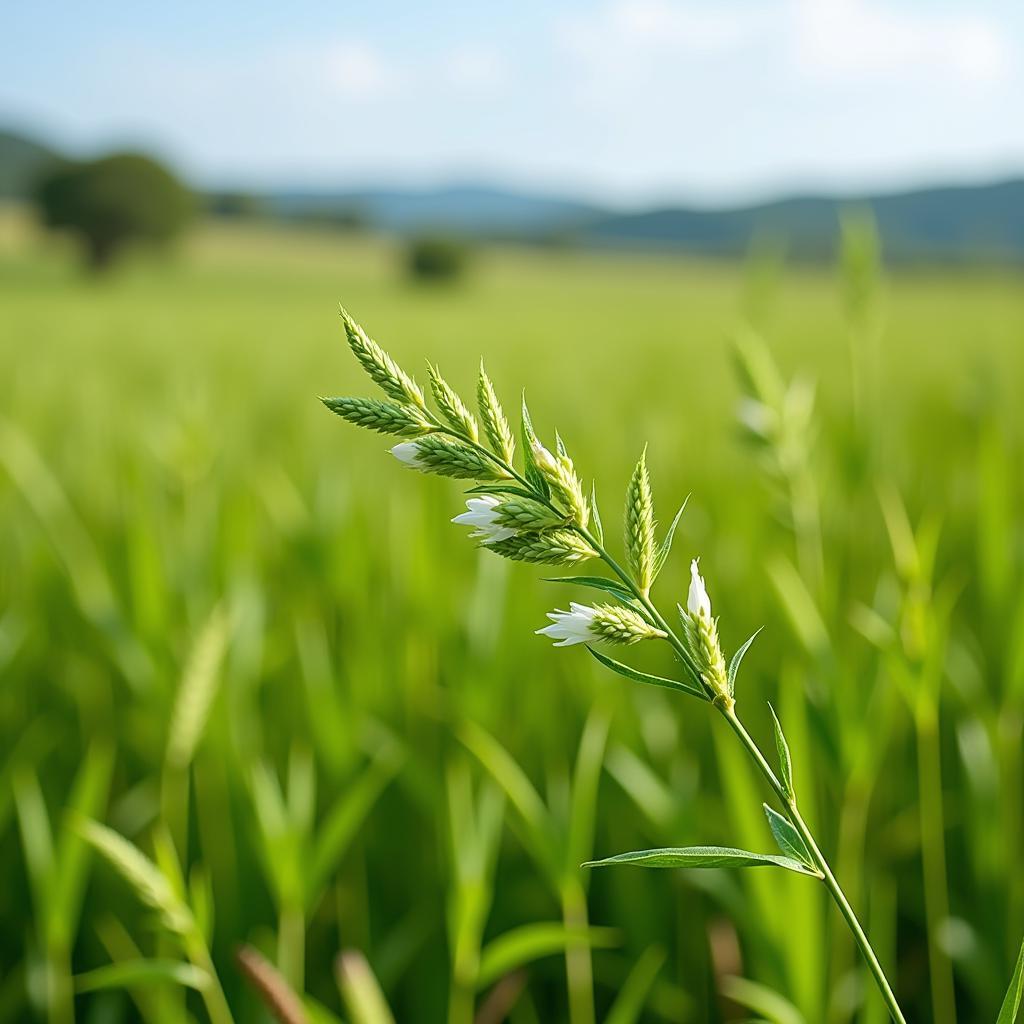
[587,647,707,701]
[727,626,763,696]
[584,845,818,876]
[74,960,208,994]
[53,740,115,936]
[544,575,636,604]
[763,805,814,869]
[997,932,1024,1024]
[768,703,795,802]
[13,769,54,918]
[652,495,689,581]
[567,710,610,870]
[336,950,395,1024]
[308,746,402,906]
[624,448,656,594]
[476,923,619,989]
[604,945,666,1024]
[520,395,549,499]
[721,976,806,1024]
[458,721,548,838]
[590,482,604,546]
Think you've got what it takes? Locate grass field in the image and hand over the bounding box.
[3,209,1024,1023]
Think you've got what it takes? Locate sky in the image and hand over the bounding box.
[3,0,1023,206]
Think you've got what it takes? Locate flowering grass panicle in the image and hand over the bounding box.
[323,308,932,1024]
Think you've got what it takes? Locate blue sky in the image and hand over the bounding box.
[3,0,1022,205]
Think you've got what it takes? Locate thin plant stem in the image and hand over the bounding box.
[448,980,475,1024]
[561,878,596,1024]
[185,937,235,1024]
[428,420,907,1023]
[722,708,907,1024]
[278,903,305,994]
[916,700,956,1024]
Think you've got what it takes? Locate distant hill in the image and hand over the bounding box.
[3,124,1022,261]
[266,178,1024,262]
[582,179,1024,263]
[268,184,602,237]
[0,129,62,198]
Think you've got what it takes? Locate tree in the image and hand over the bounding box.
[35,152,193,269]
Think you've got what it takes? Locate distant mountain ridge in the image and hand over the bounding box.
[270,184,602,235]
[267,178,1024,262]
[2,126,1022,262]
[582,179,1024,262]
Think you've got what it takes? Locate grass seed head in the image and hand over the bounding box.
[322,396,434,437]
[340,308,425,408]
[682,559,730,704]
[390,435,509,480]
[487,529,597,565]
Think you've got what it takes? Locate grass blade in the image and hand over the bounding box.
[476,924,619,989]
[997,932,1024,1024]
[584,845,819,876]
[586,646,707,700]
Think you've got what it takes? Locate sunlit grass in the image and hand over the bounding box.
[2,214,1024,1022]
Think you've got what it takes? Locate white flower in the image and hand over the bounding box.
[687,558,712,620]
[390,441,424,468]
[530,439,560,474]
[536,602,598,647]
[452,496,518,545]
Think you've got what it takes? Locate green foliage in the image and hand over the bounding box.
[406,235,470,283]
[4,219,1024,1023]
[997,933,1024,1024]
[34,152,193,269]
[585,845,819,876]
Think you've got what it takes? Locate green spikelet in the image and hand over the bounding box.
[428,364,478,440]
[680,608,730,705]
[488,529,597,565]
[80,820,194,935]
[321,396,434,437]
[492,497,567,532]
[625,448,656,595]
[477,362,516,464]
[591,605,666,645]
[532,435,589,528]
[340,308,425,408]
[397,435,507,480]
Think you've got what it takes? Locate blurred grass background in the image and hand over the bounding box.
[2,204,1024,1023]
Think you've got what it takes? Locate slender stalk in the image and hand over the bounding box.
[916,700,956,1024]
[561,878,596,1024]
[432,421,907,1023]
[448,980,475,1024]
[722,709,906,1024]
[278,902,305,994]
[185,937,235,1024]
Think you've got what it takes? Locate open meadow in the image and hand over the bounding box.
[3,208,1024,1022]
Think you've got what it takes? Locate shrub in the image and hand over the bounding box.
[406,235,470,283]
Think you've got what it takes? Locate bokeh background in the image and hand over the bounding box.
[3,3,1024,1022]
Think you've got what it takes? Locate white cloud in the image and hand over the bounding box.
[321,42,404,100]
[560,0,769,61]
[792,0,1011,89]
[444,47,508,93]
